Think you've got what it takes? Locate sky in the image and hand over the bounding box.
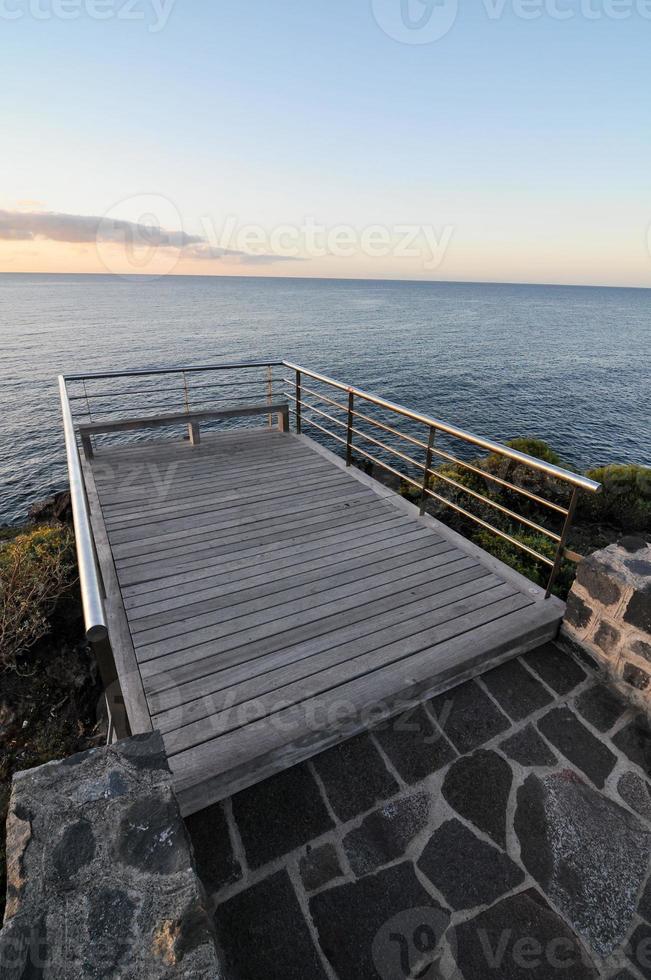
[1,0,650,285]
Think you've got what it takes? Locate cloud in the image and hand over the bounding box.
[0,209,302,265]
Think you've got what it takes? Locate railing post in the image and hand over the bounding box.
[267,364,273,428]
[420,426,435,515]
[545,487,579,599]
[346,390,354,466]
[295,369,302,434]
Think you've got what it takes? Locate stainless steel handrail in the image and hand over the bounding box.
[62,357,602,599]
[58,375,108,642]
[283,361,601,494]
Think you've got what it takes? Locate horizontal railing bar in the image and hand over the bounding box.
[283,392,348,432]
[346,444,553,566]
[300,415,348,446]
[69,379,282,401]
[281,378,349,415]
[422,486,555,566]
[80,393,286,416]
[427,444,569,515]
[347,424,562,542]
[284,361,601,494]
[64,359,285,382]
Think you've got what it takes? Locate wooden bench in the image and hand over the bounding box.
[78,402,290,457]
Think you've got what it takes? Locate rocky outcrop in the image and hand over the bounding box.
[561,538,651,709]
[0,732,224,979]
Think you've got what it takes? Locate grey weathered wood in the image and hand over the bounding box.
[147,567,496,714]
[78,455,153,735]
[84,423,564,816]
[79,402,290,438]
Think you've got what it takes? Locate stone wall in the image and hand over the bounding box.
[561,536,651,710]
[0,732,224,978]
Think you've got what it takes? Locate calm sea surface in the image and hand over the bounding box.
[1,274,649,525]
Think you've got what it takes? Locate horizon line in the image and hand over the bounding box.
[0,270,649,291]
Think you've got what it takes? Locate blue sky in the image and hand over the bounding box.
[1,0,649,284]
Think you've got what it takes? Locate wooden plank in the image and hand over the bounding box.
[121,514,415,602]
[134,551,473,660]
[79,456,153,735]
[146,565,495,713]
[159,583,521,752]
[139,555,482,681]
[127,526,442,621]
[102,464,340,527]
[115,507,406,589]
[109,482,370,550]
[95,451,330,506]
[168,593,553,813]
[113,487,379,559]
[153,573,507,735]
[114,498,396,580]
[100,457,333,515]
[131,539,456,639]
[79,401,290,436]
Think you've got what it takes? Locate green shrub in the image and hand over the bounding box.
[0,525,77,671]
[579,463,651,532]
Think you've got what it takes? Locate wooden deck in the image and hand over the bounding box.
[83,426,564,815]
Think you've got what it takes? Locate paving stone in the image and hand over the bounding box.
[627,921,651,979]
[576,684,627,732]
[372,705,456,784]
[231,762,334,869]
[299,843,342,893]
[523,641,587,694]
[624,583,651,632]
[613,719,651,777]
[452,888,598,979]
[428,679,510,754]
[215,870,327,980]
[537,707,617,788]
[441,749,512,847]
[623,663,651,691]
[343,792,429,876]
[417,819,523,910]
[311,732,398,821]
[638,878,651,923]
[184,801,242,895]
[481,659,553,721]
[514,771,651,955]
[618,772,651,822]
[500,724,558,767]
[310,862,450,980]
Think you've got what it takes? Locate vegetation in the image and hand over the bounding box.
[0,522,102,922]
[397,440,650,598]
[0,525,77,671]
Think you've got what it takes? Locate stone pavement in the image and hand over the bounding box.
[185,641,651,979]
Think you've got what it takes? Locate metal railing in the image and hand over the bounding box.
[58,375,108,642]
[281,362,601,598]
[60,358,601,642]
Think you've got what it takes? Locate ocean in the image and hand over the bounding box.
[1,273,649,525]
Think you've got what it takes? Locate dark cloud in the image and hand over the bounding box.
[0,209,303,264]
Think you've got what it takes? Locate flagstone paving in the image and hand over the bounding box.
[185,640,651,979]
